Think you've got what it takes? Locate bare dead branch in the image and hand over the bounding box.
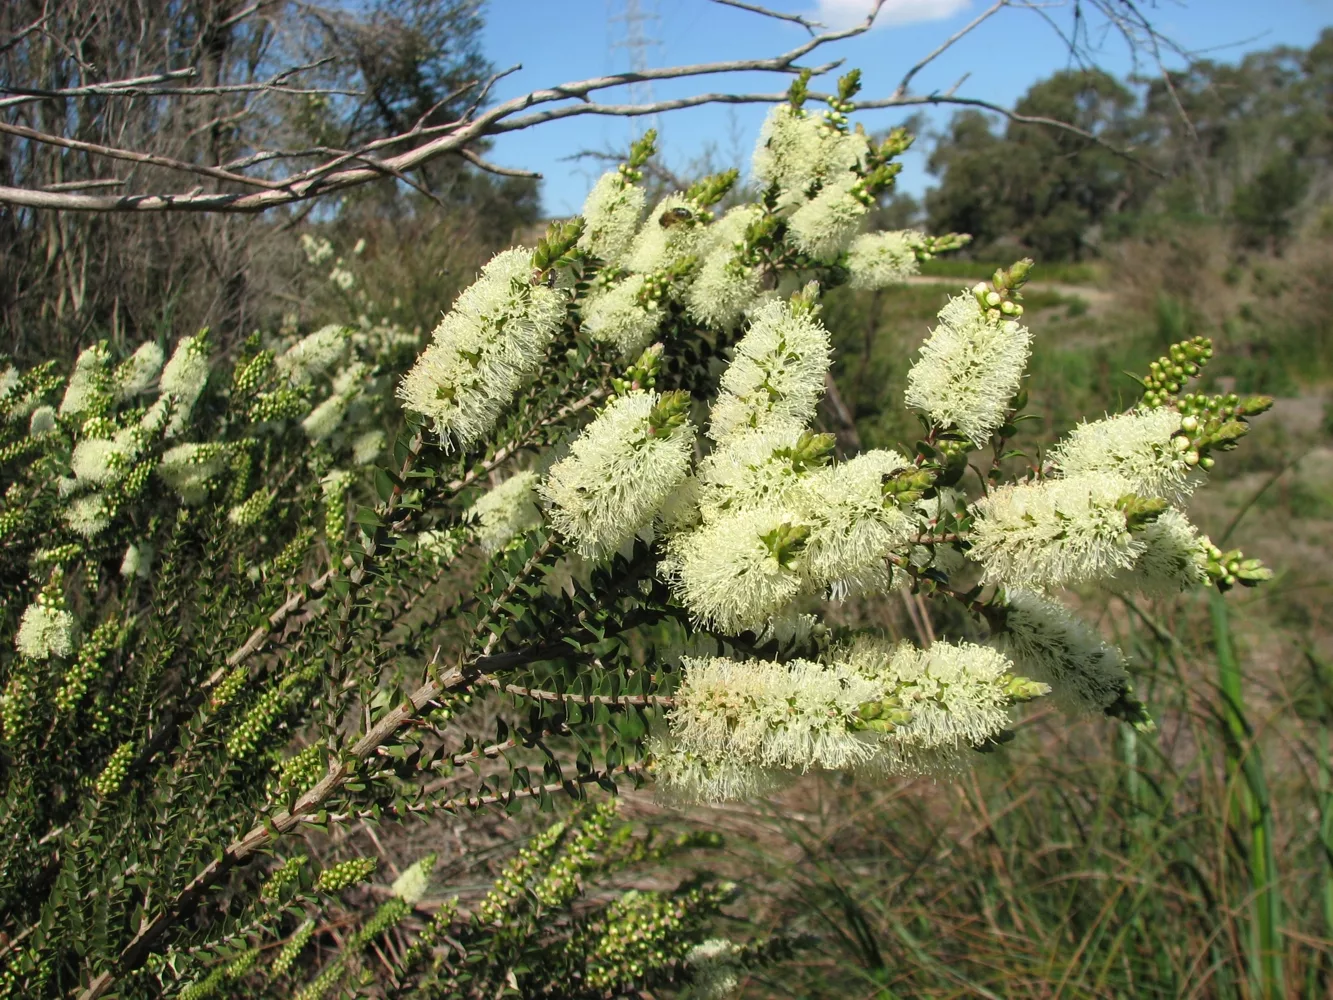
[457,147,541,179]
[0,59,355,109]
[0,119,283,190]
[709,0,823,34]
[851,91,1164,176]
[0,4,887,213]
[891,0,1011,101]
[40,177,124,191]
[0,68,197,110]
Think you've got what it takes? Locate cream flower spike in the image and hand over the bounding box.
[708,294,831,442]
[1050,407,1194,504]
[541,389,695,561]
[577,171,645,266]
[968,472,1143,590]
[995,590,1132,714]
[398,247,567,447]
[904,291,1031,447]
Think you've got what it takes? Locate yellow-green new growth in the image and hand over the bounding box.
[968,472,1144,590]
[467,470,542,553]
[708,296,832,442]
[541,389,695,561]
[398,247,567,446]
[1051,407,1194,504]
[904,291,1031,446]
[315,856,377,893]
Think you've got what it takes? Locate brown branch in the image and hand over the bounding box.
[483,676,675,708]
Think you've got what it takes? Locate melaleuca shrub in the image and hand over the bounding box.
[0,70,1274,999]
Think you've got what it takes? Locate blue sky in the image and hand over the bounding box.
[479,0,1332,216]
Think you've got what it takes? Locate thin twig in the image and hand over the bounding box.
[710,0,824,33]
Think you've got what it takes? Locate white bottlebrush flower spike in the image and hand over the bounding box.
[0,366,17,402]
[785,174,867,260]
[157,443,229,504]
[120,543,152,579]
[685,939,744,1000]
[60,344,111,415]
[541,389,695,561]
[797,449,916,591]
[580,273,663,357]
[846,230,923,289]
[648,736,790,806]
[467,471,543,553]
[846,637,1040,766]
[578,171,646,265]
[115,341,165,399]
[277,324,349,385]
[157,335,211,436]
[70,429,138,487]
[751,104,867,204]
[16,603,75,660]
[968,473,1141,590]
[398,247,567,446]
[996,590,1131,713]
[352,429,385,465]
[390,855,435,906]
[65,493,111,537]
[1050,407,1193,503]
[1114,506,1209,596]
[685,208,765,328]
[663,505,808,634]
[28,405,57,436]
[695,424,821,521]
[671,655,881,771]
[904,292,1032,446]
[625,193,704,274]
[708,297,831,442]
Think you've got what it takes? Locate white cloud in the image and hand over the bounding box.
[812,0,972,29]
